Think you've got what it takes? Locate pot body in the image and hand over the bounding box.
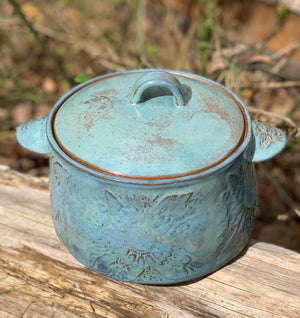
[49,148,257,284]
[16,70,287,284]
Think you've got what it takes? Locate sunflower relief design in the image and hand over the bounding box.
[88,190,207,283]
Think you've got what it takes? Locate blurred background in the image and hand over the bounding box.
[0,0,299,251]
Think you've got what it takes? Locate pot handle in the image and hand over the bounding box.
[248,121,287,163]
[129,71,188,107]
[16,116,49,155]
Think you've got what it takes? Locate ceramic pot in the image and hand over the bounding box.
[16,70,287,284]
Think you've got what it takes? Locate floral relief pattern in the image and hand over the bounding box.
[88,190,207,283]
[216,162,257,259]
[50,160,79,251]
[50,155,257,284]
[254,120,283,148]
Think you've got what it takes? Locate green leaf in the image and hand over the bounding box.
[74,74,91,84]
[287,136,300,149]
[198,41,217,50]
[146,44,158,54]
[276,5,290,22]
[56,44,67,56]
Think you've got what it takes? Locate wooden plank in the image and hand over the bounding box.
[0,167,300,317]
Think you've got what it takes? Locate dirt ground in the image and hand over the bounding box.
[0,0,300,251]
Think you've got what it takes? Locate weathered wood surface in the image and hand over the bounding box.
[0,165,300,318]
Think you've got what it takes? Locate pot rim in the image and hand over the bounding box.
[46,69,252,185]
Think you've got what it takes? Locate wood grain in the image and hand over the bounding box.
[0,167,299,317]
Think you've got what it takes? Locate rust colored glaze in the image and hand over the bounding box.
[52,123,247,181]
[202,96,243,146]
[121,133,180,165]
[50,72,249,183]
[202,97,230,121]
[50,142,232,186]
[81,96,114,132]
[83,95,112,107]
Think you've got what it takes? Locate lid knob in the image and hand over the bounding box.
[129,71,188,107]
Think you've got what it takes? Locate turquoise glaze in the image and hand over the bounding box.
[53,70,245,178]
[16,70,287,284]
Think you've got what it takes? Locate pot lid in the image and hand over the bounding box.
[52,70,247,180]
